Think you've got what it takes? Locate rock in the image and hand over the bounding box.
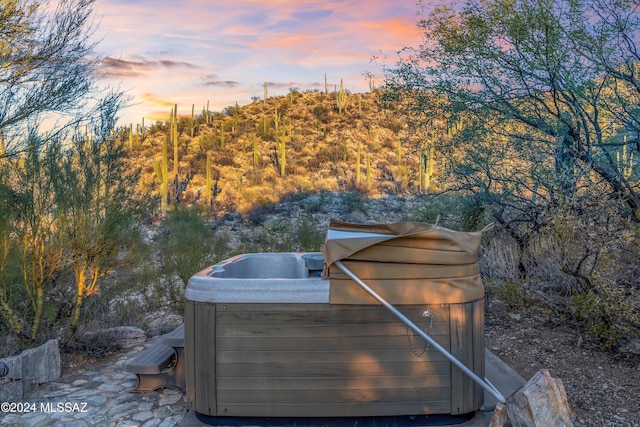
[534,281,566,294]
[0,339,61,401]
[618,338,640,355]
[145,313,184,337]
[489,402,510,427]
[506,369,574,427]
[22,339,61,383]
[81,326,146,350]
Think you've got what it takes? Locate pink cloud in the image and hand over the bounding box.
[93,0,423,125]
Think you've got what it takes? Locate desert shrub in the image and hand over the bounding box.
[479,233,521,282]
[199,133,217,150]
[484,278,530,309]
[295,219,326,251]
[338,191,368,216]
[312,104,331,123]
[303,191,332,214]
[156,204,229,288]
[570,283,640,350]
[478,198,640,349]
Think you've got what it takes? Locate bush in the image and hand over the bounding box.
[156,204,229,288]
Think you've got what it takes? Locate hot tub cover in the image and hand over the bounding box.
[321,219,491,305]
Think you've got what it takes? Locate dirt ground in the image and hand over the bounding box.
[484,294,640,427]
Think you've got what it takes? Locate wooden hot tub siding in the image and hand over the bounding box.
[185,299,484,417]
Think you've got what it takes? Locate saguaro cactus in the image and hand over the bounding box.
[264,82,268,106]
[421,145,435,192]
[172,105,178,176]
[220,121,225,149]
[336,79,347,114]
[617,142,634,180]
[154,135,169,217]
[275,130,286,176]
[205,152,212,208]
[205,100,212,125]
[366,154,371,189]
[138,117,146,143]
[356,140,361,183]
[191,104,195,138]
[252,133,259,171]
[273,106,281,136]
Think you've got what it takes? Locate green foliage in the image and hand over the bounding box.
[486,278,529,309]
[0,99,148,346]
[157,204,228,287]
[338,191,368,216]
[383,0,640,217]
[570,285,640,350]
[295,220,325,252]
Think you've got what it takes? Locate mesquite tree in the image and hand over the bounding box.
[382,0,640,223]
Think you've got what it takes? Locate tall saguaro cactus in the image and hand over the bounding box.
[421,145,435,192]
[172,104,178,179]
[617,142,634,180]
[252,133,259,171]
[366,154,371,189]
[272,107,286,176]
[154,135,169,218]
[205,152,212,208]
[336,79,348,114]
[356,140,361,183]
[205,100,212,125]
[264,82,268,106]
[191,104,195,138]
[139,117,146,143]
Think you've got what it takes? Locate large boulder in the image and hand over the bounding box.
[491,369,575,427]
[0,339,61,401]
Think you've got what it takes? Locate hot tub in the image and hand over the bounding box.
[184,251,485,419]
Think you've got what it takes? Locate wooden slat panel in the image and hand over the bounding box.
[216,321,451,339]
[217,400,452,417]
[450,302,478,415]
[184,300,195,408]
[218,374,451,391]
[216,347,452,364]
[215,303,455,417]
[216,334,450,351]
[219,386,451,404]
[194,302,216,415]
[473,298,486,409]
[215,304,450,325]
[220,360,452,378]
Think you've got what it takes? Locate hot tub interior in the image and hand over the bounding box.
[210,252,324,279]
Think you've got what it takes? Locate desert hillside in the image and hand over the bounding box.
[124,89,432,217]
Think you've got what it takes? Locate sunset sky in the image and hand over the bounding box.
[92,0,425,126]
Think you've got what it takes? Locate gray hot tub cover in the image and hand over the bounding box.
[321,219,492,305]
